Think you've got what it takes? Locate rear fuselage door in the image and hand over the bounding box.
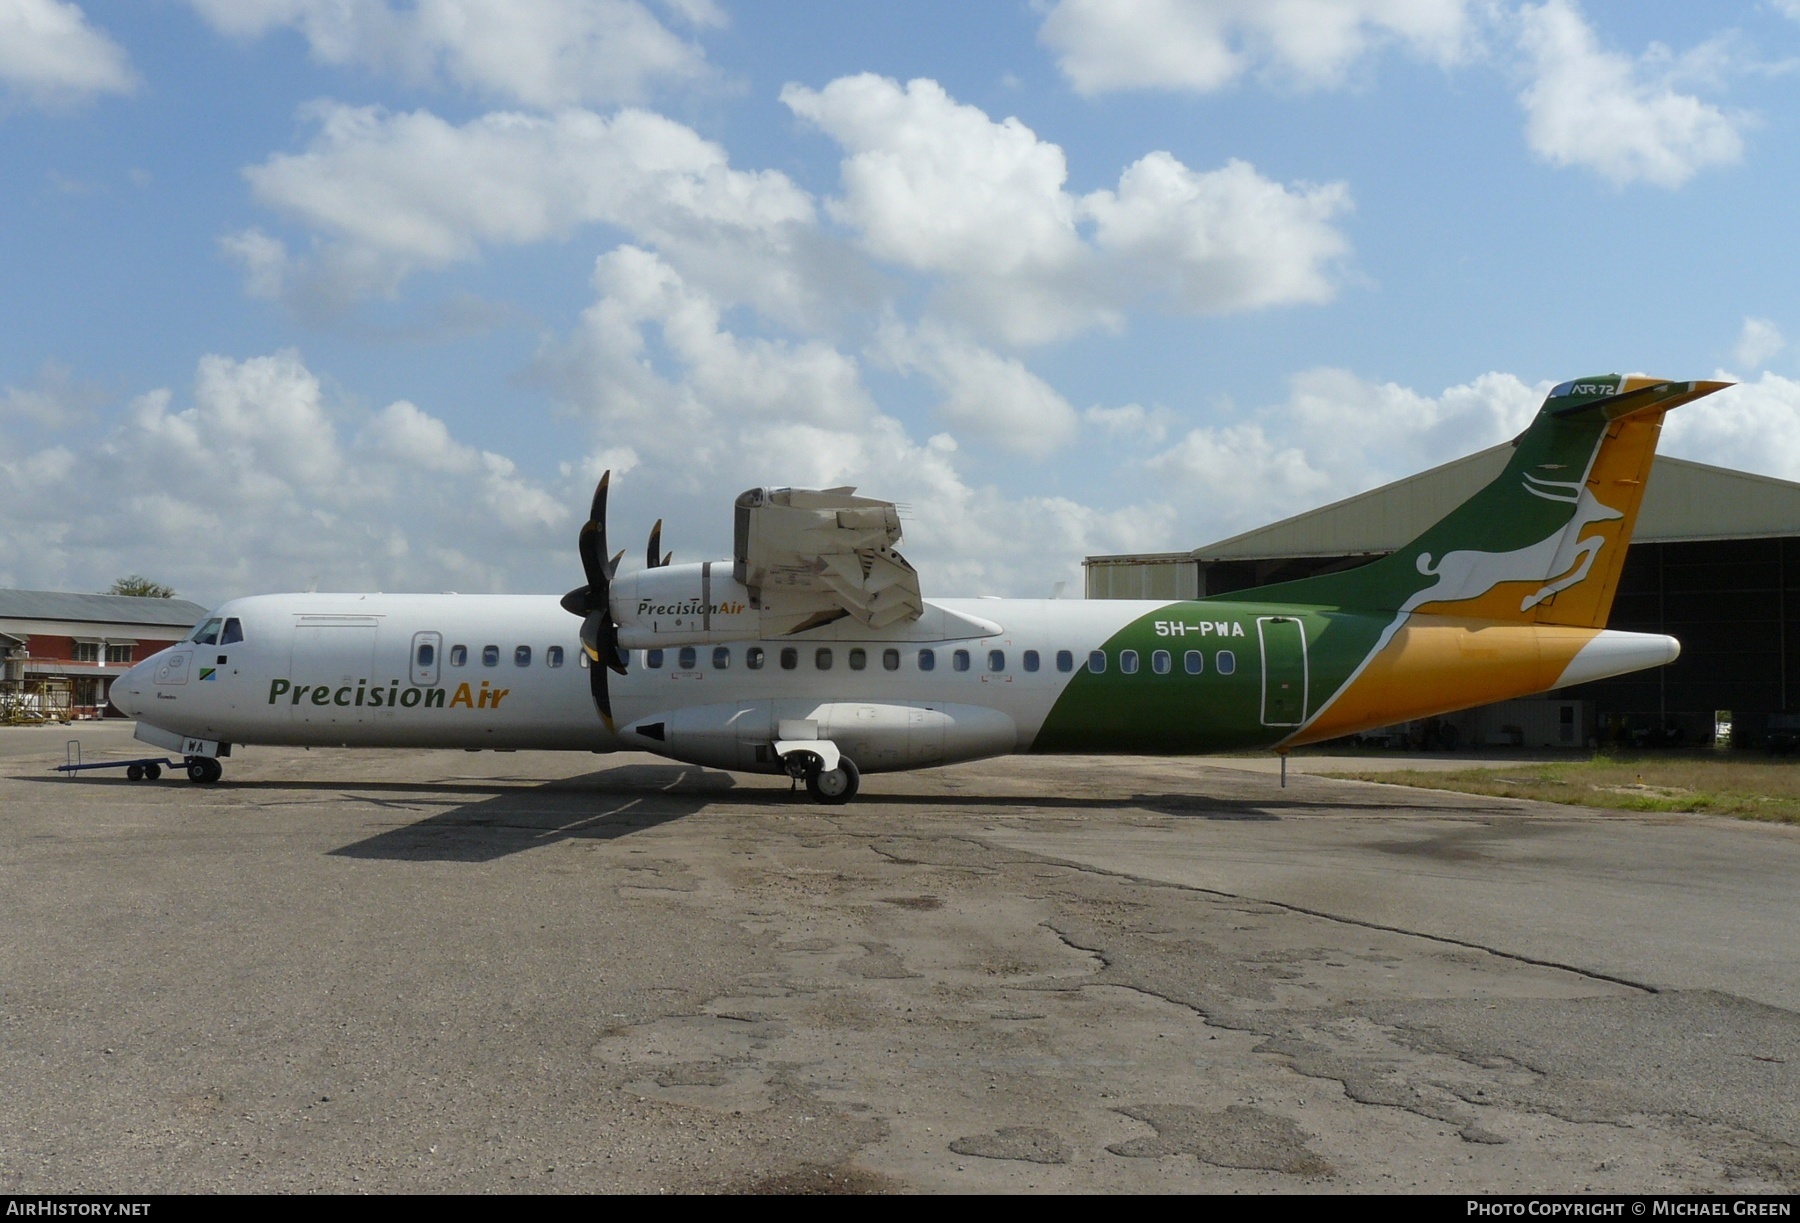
[1257,615,1308,727]
[410,631,442,687]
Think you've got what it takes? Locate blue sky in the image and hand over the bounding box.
[3,0,1799,604]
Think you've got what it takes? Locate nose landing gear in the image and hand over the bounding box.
[185,756,223,785]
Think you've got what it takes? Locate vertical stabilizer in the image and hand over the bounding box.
[1221,375,1730,627]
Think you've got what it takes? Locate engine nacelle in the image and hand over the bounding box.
[609,562,758,647]
[616,700,1018,774]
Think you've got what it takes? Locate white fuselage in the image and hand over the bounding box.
[108,591,1158,772]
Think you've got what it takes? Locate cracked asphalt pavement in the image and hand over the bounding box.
[3,723,1797,1192]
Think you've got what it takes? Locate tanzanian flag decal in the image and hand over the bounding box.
[198,667,217,681]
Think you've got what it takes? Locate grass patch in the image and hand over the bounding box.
[1323,753,1800,825]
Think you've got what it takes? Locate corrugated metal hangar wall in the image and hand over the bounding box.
[1085,449,1800,749]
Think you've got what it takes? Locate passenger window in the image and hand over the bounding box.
[1057,650,1074,673]
[449,645,467,667]
[988,649,1005,672]
[1217,650,1237,675]
[1152,650,1171,675]
[849,648,866,671]
[747,647,765,670]
[417,642,436,668]
[1120,649,1140,674]
[646,648,664,669]
[883,648,900,671]
[815,648,833,670]
[953,649,970,671]
[780,647,798,671]
[1088,650,1107,674]
[514,645,531,667]
[713,646,731,670]
[918,649,936,672]
[190,619,222,645]
[546,645,564,667]
[678,646,697,670]
[482,645,499,667]
[1184,649,1203,675]
[1023,650,1039,672]
[220,618,244,645]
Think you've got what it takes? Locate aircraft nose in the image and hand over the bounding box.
[110,659,147,717]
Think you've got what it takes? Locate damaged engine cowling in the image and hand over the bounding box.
[608,561,1000,646]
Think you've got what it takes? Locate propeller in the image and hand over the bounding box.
[560,471,628,730]
[646,519,671,568]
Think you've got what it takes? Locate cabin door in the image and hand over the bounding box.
[288,617,379,726]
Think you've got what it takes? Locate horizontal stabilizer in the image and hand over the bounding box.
[1550,378,1732,422]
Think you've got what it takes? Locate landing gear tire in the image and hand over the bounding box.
[805,756,860,805]
[186,756,222,785]
[126,764,144,781]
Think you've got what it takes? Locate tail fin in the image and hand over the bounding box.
[1224,375,1731,627]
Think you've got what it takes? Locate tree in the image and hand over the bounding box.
[108,576,176,599]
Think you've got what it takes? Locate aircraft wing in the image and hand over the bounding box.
[732,486,924,634]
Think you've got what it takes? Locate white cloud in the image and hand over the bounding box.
[0,351,575,601]
[782,74,1351,345]
[1084,402,1170,444]
[1082,151,1350,315]
[536,247,1165,593]
[0,0,136,108]
[234,103,818,314]
[875,323,1080,457]
[1146,368,1542,539]
[1038,0,1475,95]
[1734,317,1786,369]
[1517,0,1746,188]
[186,0,713,108]
[1661,372,1800,483]
[0,359,109,428]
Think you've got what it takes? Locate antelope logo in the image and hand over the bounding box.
[1404,472,1623,615]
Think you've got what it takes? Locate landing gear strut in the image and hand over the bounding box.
[185,756,222,785]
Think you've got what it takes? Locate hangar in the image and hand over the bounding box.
[1086,448,1800,749]
[0,589,210,721]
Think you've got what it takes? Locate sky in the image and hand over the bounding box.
[3,0,1799,607]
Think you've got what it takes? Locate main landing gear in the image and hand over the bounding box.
[806,757,860,804]
[185,756,223,785]
[782,751,861,804]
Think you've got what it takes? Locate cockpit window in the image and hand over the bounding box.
[190,618,222,645]
[220,618,244,645]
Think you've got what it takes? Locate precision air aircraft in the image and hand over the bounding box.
[110,374,1725,801]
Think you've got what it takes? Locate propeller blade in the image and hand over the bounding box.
[588,643,613,728]
[661,551,672,567]
[647,519,664,569]
[566,471,620,729]
[577,471,611,593]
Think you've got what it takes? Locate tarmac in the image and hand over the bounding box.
[3,721,1797,1193]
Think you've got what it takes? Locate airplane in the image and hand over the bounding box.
[108,374,1727,802]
